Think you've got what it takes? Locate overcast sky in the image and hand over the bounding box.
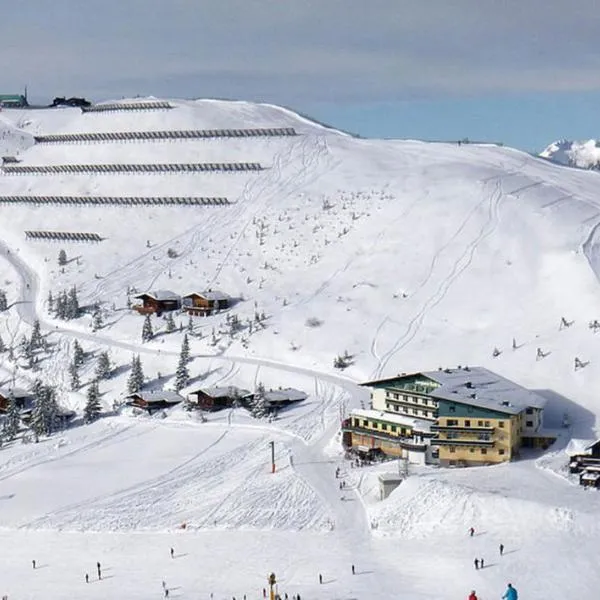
[3,0,600,149]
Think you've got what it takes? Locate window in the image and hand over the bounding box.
[393,393,399,400]
[412,408,418,415]
[498,421,505,428]
[449,447,456,453]
[464,420,471,427]
[381,423,387,431]
[526,420,533,427]
[449,405,456,413]
[481,449,487,455]
[394,405,399,412]
[353,419,359,427]
[469,448,475,453]
[422,410,428,416]
[422,398,428,406]
[403,395,408,401]
[391,425,397,433]
[478,421,483,427]
[386,403,391,410]
[401,428,407,437]
[526,407,533,415]
[447,419,458,426]
[484,421,490,427]
[499,449,505,455]
[372,422,378,429]
[478,433,490,441]
[362,420,368,427]
[403,407,409,413]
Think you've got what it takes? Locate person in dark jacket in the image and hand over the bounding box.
[474,558,479,570]
[499,543,504,556]
[480,558,485,569]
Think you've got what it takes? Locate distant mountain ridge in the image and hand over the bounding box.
[539,138,600,170]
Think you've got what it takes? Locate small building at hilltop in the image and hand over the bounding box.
[182,290,230,316]
[0,94,28,108]
[125,390,184,413]
[187,385,250,411]
[133,290,181,316]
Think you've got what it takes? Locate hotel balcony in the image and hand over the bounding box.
[431,424,495,433]
[431,436,495,447]
[342,424,428,452]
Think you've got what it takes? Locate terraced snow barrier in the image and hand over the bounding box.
[81,101,173,113]
[0,196,230,206]
[34,128,297,144]
[25,231,103,242]
[2,162,263,175]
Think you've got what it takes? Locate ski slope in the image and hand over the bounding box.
[0,98,599,598]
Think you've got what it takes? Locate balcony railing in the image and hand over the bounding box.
[342,424,427,452]
[431,436,495,447]
[431,424,495,433]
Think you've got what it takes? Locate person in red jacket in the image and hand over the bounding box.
[468,591,478,600]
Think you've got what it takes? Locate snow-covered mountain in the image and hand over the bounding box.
[1,99,600,599]
[540,138,600,169]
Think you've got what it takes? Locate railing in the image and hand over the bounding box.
[34,127,297,144]
[431,424,495,433]
[432,437,495,447]
[342,424,427,452]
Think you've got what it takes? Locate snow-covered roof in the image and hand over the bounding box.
[262,388,307,403]
[126,390,184,404]
[0,386,31,399]
[189,385,250,398]
[183,290,229,301]
[566,438,600,456]
[363,367,546,416]
[134,290,180,301]
[350,408,432,433]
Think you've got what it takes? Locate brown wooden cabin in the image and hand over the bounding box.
[187,386,250,411]
[0,387,32,412]
[126,390,184,413]
[182,290,230,316]
[580,467,600,488]
[133,290,181,316]
[568,439,600,473]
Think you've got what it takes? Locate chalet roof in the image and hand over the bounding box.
[183,290,229,301]
[260,388,308,403]
[189,385,250,398]
[134,290,180,301]
[350,408,433,433]
[126,390,184,404]
[566,438,600,456]
[0,387,31,399]
[362,367,546,416]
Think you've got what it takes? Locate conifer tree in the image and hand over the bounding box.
[95,351,111,380]
[69,361,80,390]
[187,315,194,333]
[30,319,42,349]
[181,333,190,364]
[250,382,269,419]
[0,334,5,353]
[165,313,176,333]
[66,286,80,319]
[58,249,67,266]
[174,338,190,392]
[4,397,21,440]
[141,315,154,342]
[47,290,54,312]
[127,355,144,393]
[73,340,84,366]
[84,381,101,423]
[0,289,7,311]
[91,306,103,331]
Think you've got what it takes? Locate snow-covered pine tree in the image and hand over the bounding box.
[0,289,7,311]
[174,339,190,392]
[91,306,103,331]
[3,397,21,440]
[187,315,194,333]
[141,315,154,342]
[0,334,5,353]
[30,319,42,349]
[181,333,190,363]
[47,290,54,312]
[95,351,111,380]
[54,290,68,319]
[20,335,33,362]
[66,286,80,319]
[30,384,59,440]
[73,340,84,366]
[127,355,144,393]
[165,313,176,333]
[84,381,101,423]
[29,398,46,442]
[58,249,67,266]
[250,383,269,419]
[69,361,80,390]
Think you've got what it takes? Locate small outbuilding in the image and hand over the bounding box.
[187,385,250,411]
[580,467,600,488]
[0,387,33,412]
[133,290,181,316]
[244,387,308,411]
[125,390,184,413]
[182,290,230,316]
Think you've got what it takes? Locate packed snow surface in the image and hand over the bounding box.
[0,98,599,598]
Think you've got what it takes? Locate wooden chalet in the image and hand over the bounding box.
[0,387,32,412]
[133,290,181,316]
[567,438,600,474]
[20,405,75,426]
[580,466,600,488]
[182,290,230,316]
[125,390,184,413]
[244,387,308,412]
[187,385,250,411]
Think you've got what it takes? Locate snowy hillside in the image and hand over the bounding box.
[540,138,600,169]
[1,98,600,598]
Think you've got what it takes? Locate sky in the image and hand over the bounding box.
[2,0,600,151]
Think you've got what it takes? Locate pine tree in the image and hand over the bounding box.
[66,286,80,319]
[20,335,33,362]
[4,397,21,440]
[84,381,101,423]
[30,319,42,349]
[29,399,46,442]
[47,290,54,312]
[250,383,269,419]
[91,306,103,331]
[73,340,84,366]
[69,361,80,390]
[141,315,154,342]
[127,355,144,393]
[30,385,59,440]
[187,315,194,333]
[165,313,176,333]
[58,249,67,266]
[95,351,111,380]
[55,290,68,319]
[0,334,5,353]
[174,338,190,392]
[0,289,7,311]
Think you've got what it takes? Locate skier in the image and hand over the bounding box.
[262,589,266,598]
[474,558,479,570]
[468,591,478,600]
[480,557,485,569]
[97,561,102,580]
[469,527,475,537]
[165,589,169,598]
[502,583,518,600]
[170,547,175,559]
[319,573,323,584]
[85,573,89,584]
[499,543,504,556]
[32,559,36,569]
[352,564,355,575]
[162,581,166,589]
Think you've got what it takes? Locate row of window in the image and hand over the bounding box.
[445,419,500,428]
[352,418,410,437]
[445,432,491,441]
[385,391,438,407]
[447,447,506,455]
[386,403,435,419]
